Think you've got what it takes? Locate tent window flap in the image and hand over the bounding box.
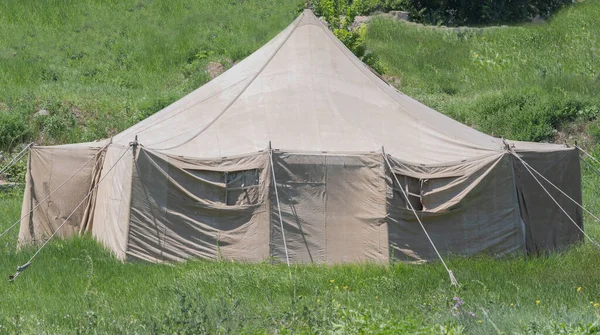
[225,169,260,206]
[185,168,261,206]
[392,174,423,211]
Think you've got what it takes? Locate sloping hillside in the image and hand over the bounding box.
[366,0,600,144]
[0,0,598,150]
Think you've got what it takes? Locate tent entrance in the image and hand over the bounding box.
[270,153,387,264]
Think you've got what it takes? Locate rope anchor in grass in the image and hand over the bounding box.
[8,262,30,283]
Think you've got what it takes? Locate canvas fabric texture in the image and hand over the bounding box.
[126,148,270,262]
[512,148,583,253]
[270,153,388,264]
[17,10,584,263]
[387,153,526,262]
[19,143,105,245]
[111,10,501,162]
[90,144,134,261]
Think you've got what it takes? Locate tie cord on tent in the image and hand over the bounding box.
[0,143,32,178]
[268,143,292,272]
[0,144,107,241]
[381,147,460,287]
[9,145,132,282]
[575,143,600,166]
[510,151,600,250]
[575,144,600,181]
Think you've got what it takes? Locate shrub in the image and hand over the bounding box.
[42,113,76,140]
[311,0,387,73]
[403,0,573,26]
[0,112,29,152]
[464,88,596,142]
[1,153,27,184]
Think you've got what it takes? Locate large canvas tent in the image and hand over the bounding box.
[18,10,583,264]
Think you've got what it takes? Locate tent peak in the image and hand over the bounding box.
[298,9,324,27]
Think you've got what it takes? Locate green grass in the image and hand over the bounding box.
[366,0,600,143]
[1,177,600,334]
[2,0,600,333]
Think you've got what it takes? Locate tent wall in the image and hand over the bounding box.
[91,145,134,261]
[17,145,585,264]
[269,153,388,264]
[19,146,103,245]
[118,148,582,264]
[386,153,525,261]
[512,148,583,253]
[126,148,270,262]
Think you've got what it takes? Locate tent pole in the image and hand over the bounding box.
[268,142,291,268]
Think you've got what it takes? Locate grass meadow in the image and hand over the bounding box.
[367,0,600,144]
[1,179,600,334]
[1,0,600,334]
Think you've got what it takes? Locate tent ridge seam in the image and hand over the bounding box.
[318,16,498,153]
[150,12,306,151]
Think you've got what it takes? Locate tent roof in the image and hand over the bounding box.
[110,10,560,163]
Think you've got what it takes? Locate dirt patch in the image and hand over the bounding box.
[554,120,594,147]
[206,62,226,79]
[69,105,84,122]
[382,74,402,89]
[105,127,118,137]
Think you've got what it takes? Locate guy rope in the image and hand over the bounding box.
[382,147,460,287]
[9,145,131,282]
[0,143,32,177]
[509,149,600,249]
[268,143,292,273]
[0,144,107,240]
[575,143,600,179]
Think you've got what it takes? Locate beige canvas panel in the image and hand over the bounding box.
[269,154,327,263]
[19,145,102,245]
[509,140,574,152]
[78,148,105,234]
[387,154,525,262]
[388,153,507,212]
[388,153,502,180]
[512,148,583,253]
[126,148,270,263]
[324,155,388,263]
[270,153,387,264]
[152,13,502,162]
[91,145,134,261]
